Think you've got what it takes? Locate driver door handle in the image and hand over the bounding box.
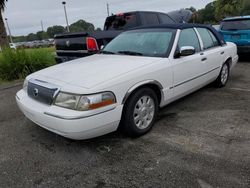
[201,57,207,61]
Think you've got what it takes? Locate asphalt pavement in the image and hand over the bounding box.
[0,61,250,188]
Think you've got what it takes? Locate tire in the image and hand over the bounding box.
[120,87,159,137]
[214,62,230,88]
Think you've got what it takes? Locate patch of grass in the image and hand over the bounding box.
[0,48,56,81]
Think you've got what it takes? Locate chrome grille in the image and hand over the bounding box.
[27,79,59,105]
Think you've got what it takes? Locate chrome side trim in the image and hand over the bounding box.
[16,95,20,100]
[173,66,221,88]
[122,80,164,104]
[56,50,88,54]
[44,107,116,120]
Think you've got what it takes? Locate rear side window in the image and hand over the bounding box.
[143,13,160,25]
[196,28,215,50]
[104,13,138,30]
[178,28,201,52]
[159,13,175,24]
[208,30,219,46]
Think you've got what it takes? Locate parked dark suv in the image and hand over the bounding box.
[54,10,192,63]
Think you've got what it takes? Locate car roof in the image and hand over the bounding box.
[223,15,250,21]
[131,23,214,30]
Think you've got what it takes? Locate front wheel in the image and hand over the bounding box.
[214,63,229,88]
[120,88,159,137]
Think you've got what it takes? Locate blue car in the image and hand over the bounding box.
[219,16,250,54]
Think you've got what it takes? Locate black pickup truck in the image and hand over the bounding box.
[55,10,192,63]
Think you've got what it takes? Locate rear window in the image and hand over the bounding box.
[159,13,175,24]
[104,13,138,30]
[143,13,160,25]
[221,19,250,30]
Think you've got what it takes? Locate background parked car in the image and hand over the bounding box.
[219,16,250,54]
[9,43,16,49]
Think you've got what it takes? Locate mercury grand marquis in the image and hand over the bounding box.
[16,24,238,140]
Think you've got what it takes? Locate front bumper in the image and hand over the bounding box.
[16,90,123,140]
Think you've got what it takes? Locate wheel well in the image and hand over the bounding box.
[225,57,232,68]
[123,83,162,105]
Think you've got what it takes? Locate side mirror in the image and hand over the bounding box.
[179,46,195,56]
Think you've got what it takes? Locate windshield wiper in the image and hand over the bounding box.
[117,51,143,56]
[100,50,116,54]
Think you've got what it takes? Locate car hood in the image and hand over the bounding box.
[32,54,160,89]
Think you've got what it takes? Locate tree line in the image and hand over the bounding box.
[13,19,102,43]
[1,0,250,46]
[188,0,250,24]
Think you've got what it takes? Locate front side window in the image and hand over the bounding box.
[178,28,201,52]
[103,29,176,57]
[197,28,215,50]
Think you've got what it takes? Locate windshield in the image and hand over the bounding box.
[103,29,176,57]
[221,19,250,30]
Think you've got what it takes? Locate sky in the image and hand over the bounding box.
[3,0,214,36]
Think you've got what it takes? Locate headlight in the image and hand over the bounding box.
[54,92,116,111]
[23,78,28,92]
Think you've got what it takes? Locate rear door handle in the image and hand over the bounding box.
[201,57,207,61]
[221,51,225,55]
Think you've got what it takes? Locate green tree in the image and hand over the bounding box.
[47,25,65,38]
[12,35,26,43]
[242,0,250,15]
[0,0,8,47]
[36,31,49,40]
[215,0,244,20]
[26,33,37,41]
[69,19,95,32]
[197,2,216,23]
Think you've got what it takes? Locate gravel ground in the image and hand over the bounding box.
[0,61,250,188]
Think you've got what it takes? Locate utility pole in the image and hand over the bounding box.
[107,3,110,17]
[4,18,13,44]
[62,1,70,32]
[41,20,44,32]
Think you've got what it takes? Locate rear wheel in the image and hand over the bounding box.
[215,63,229,88]
[120,88,158,137]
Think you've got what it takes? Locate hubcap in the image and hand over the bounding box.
[133,96,155,129]
[221,64,228,85]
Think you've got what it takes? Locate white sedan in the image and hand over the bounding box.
[16,24,238,140]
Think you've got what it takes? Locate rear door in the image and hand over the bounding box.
[172,28,207,98]
[195,27,224,81]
